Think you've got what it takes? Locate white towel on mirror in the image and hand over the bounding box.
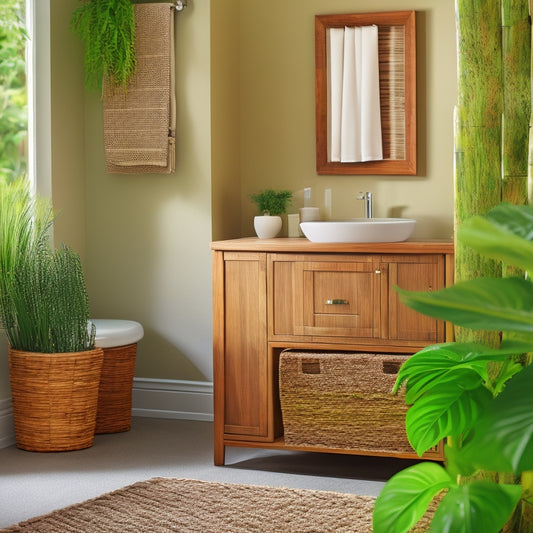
[327,25,383,163]
[359,25,383,161]
[340,26,358,161]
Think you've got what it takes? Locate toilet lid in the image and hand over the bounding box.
[91,319,144,348]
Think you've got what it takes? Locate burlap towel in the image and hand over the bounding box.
[103,3,176,174]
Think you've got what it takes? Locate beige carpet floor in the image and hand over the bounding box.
[2,477,378,532]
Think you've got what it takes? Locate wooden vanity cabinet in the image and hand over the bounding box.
[212,239,454,466]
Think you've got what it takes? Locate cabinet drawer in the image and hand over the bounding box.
[272,258,382,339]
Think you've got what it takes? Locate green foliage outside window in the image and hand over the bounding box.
[0,0,27,183]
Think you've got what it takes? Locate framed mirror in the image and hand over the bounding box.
[315,11,416,175]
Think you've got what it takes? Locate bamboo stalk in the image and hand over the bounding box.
[455,0,502,345]
[502,0,530,205]
[502,0,530,279]
[529,0,533,203]
[455,4,533,530]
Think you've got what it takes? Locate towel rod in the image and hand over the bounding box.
[174,0,187,11]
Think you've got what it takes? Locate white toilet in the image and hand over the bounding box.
[92,319,144,434]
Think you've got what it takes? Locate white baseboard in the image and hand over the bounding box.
[0,379,213,450]
[132,378,213,422]
[0,398,15,449]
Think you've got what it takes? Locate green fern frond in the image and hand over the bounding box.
[70,0,136,92]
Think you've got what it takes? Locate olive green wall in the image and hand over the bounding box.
[83,0,213,381]
[237,0,456,239]
[50,0,86,260]
[211,0,241,241]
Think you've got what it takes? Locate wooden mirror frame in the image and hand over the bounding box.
[315,11,417,175]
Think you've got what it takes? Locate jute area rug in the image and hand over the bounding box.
[2,477,380,533]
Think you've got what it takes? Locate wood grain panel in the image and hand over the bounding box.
[223,254,268,438]
[296,261,381,339]
[388,255,445,342]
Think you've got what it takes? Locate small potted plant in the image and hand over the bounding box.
[250,189,292,239]
[0,177,103,452]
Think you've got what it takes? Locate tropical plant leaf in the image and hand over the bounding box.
[443,443,477,479]
[458,364,533,474]
[405,381,492,456]
[430,481,522,533]
[459,204,533,273]
[396,277,533,336]
[490,357,525,397]
[373,462,452,533]
[394,341,531,402]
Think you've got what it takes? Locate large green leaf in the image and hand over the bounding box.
[396,277,533,335]
[373,462,452,533]
[458,364,533,474]
[405,381,492,456]
[444,443,477,479]
[394,341,530,403]
[430,482,522,533]
[459,204,533,273]
[403,367,483,406]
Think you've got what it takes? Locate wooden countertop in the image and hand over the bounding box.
[211,237,454,254]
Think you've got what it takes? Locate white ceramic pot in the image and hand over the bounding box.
[254,215,282,239]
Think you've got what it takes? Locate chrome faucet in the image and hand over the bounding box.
[357,192,373,218]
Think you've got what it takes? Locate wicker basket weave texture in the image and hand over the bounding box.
[95,343,137,434]
[279,351,412,453]
[8,347,104,452]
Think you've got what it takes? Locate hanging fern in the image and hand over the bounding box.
[70,0,136,92]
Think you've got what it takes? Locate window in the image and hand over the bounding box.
[0,0,29,182]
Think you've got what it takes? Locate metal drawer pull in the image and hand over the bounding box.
[326,299,349,305]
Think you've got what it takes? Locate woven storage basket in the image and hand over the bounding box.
[95,343,137,434]
[8,347,104,452]
[279,351,412,453]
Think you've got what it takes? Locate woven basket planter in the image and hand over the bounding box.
[279,351,413,453]
[95,343,137,434]
[9,347,104,452]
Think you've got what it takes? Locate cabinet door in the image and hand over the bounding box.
[387,255,445,342]
[222,252,269,438]
[293,260,381,339]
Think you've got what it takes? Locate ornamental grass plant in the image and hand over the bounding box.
[0,177,95,353]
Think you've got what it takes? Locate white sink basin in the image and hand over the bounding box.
[300,218,416,243]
